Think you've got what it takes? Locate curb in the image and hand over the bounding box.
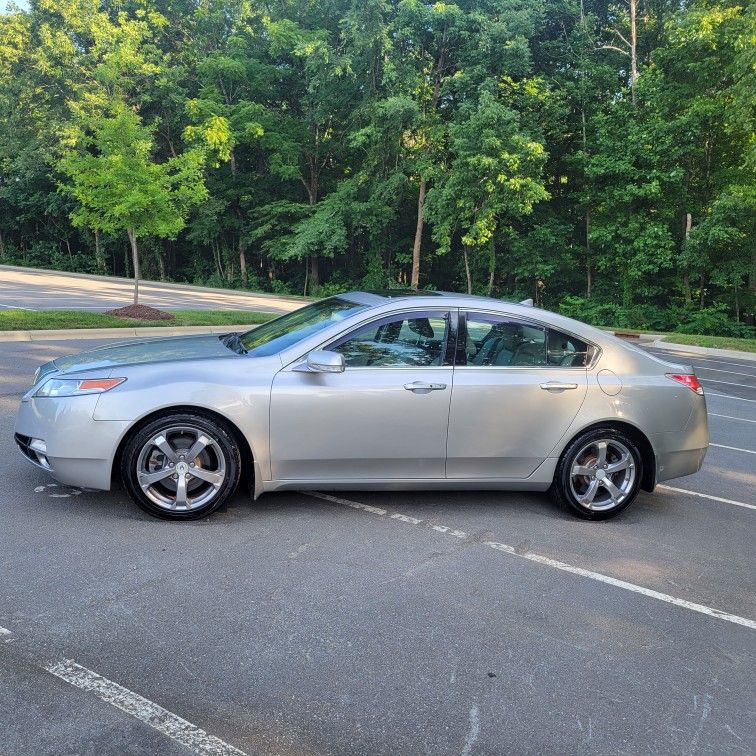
[0,325,257,343]
[0,264,311,304]
[648,338,756,363]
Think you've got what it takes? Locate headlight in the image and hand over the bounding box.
[35,377,126,397]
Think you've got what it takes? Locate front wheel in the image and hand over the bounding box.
[121,412,241,520]
[551,429,642,520]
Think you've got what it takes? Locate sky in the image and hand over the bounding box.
[3,0,29,11]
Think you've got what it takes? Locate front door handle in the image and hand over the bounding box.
[540,382,578,391]
[404,381,447,393]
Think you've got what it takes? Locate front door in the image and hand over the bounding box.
[446,312,589,478]
[269,310,454,481]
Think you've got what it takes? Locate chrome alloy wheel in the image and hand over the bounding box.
[135,425,226,512]
[568,439,636,512]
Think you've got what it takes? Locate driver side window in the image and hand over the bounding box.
[328,311,450,367]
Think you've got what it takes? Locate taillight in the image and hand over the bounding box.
[666,373,704,395]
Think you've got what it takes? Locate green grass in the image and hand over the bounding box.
[0,309,277,331]
[661,333,756,353]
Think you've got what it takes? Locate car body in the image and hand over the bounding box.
[15,291,708,520]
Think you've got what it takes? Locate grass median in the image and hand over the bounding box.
[0,309,277,330]
[660,333,756,353]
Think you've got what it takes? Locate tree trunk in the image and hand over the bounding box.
[487,244,496,297]
[411,178,426,289]
[630,0,638,105]
[239,237,248,288]
[586,208,592,298]
[309,255,320,290]
[127,228,140,305]
[0,230,5,260]
[682,213,692,306]
[699,275,706,309]
[463,246,472,295]
[158,253,166,282]
[94,229,106,273]
[734,281,740,321]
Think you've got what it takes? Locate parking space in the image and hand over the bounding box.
[0,338,754,754]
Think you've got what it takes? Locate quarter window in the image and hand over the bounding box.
[547,329,591,367]
[328,311,450,367]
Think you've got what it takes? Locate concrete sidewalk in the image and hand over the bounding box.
[0,324,256,342]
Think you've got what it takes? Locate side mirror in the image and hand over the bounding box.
[294,350,345,374]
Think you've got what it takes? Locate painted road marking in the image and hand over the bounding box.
[45,660,247,756]
[304,492,756,630]
[709,413,756,424]
[0,626,12,641]
[710,443,756,455]
[707,392,756,404]
[647,351,756,370]
[657,485,756,511]
[700,378,756,390]
[697,366,756,378]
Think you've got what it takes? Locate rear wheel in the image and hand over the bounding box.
[551,429,642,520]
[121,413,241,520]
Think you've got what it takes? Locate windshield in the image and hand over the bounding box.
[239,297,370,356]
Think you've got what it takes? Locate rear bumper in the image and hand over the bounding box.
[656,446,707,483]
[651,395,708,484]
[14,396,130,490]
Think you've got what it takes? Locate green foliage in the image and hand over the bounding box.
[0,0,752,327]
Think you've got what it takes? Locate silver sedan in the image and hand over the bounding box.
[15,291,708,520]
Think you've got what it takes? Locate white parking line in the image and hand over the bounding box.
[710,443,756,455]
[700,378,756,389]
[697,366,756,378]
[304,492,756,630]
[709,413,756,424]
[707,392,756,403]
[647,351,756,370]
[657,485,756,511]
[45,660,247,756]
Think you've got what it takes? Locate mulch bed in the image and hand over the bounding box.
[105,304,174,321]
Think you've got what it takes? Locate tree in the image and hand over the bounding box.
[426,91,549,294]
[59,107,207,304]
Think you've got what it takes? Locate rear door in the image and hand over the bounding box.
[446,311,589,479]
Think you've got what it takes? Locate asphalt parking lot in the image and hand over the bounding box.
[1,337,754,755]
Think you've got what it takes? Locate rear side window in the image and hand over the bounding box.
[463,314,593,368]
[547,329,591,367]
[464,314,547,366]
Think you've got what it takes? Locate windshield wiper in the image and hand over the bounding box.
[220,332,247,354]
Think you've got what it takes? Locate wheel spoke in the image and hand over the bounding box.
[577,479,599,508]
[572,464,594,477]
[602,478,623,504]
[190,467,224,487]
[596,441,607,467]
[153,434,179,463]
[138,468,174,489]
[606,454,631,474]
[186,434,210,464]
[174,475,189,508]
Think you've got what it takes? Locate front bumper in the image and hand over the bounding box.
[14,395,130,490]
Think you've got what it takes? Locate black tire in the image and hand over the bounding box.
[121,412,241,520]
[551,428,643,520]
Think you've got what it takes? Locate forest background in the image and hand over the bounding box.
[0,0,753,336]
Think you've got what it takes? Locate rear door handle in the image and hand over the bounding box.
[404,381,447,393]
[540,382,578,391]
